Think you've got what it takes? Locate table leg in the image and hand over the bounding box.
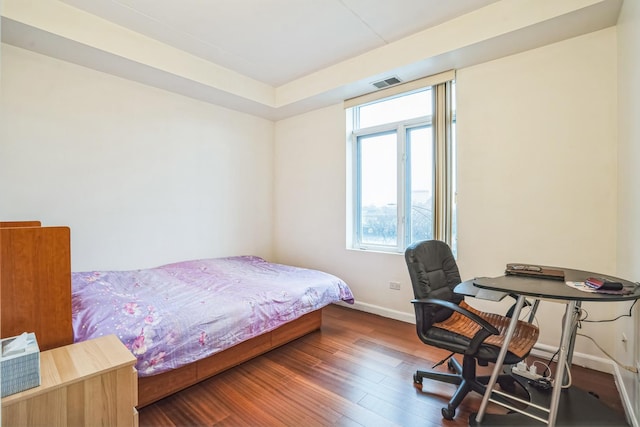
[475,294,526,423]
[564,301,581,378]
[548,300,578,426]
[528,299,540,323]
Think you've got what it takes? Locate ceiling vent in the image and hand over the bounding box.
[372,76,402,89]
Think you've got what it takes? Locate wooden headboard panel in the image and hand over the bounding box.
[0,221,41,228]
[0,222,73,351]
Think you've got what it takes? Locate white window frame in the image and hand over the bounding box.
[345,71,455,253]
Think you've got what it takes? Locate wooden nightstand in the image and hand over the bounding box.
[2,335,138,426]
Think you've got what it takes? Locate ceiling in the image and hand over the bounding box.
[57,0,501,86]
[1,0,624,119]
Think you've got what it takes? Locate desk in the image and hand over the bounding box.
[469,269,640,426]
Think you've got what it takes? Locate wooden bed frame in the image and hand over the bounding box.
[0,221,323,407]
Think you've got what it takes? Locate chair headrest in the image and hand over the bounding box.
[404,240,462,303]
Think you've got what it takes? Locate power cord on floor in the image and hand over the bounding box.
[576,332,639,373]
[561,364,572,389]
[542,319,580,389]
[575,307,638,373]
[532,359,551,378]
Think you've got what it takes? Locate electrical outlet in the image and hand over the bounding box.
[389,281,401,290]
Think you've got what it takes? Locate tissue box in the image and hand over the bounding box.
[1,333,40,397]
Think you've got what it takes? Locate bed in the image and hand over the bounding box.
[0,222,354,407]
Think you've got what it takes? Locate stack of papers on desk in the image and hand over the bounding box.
[565,281,633,295]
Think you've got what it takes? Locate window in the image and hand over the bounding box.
[346,72,456,254]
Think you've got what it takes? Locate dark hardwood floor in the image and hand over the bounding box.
[139,304,625,426]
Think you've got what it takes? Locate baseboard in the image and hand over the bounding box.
[335,300,415,323]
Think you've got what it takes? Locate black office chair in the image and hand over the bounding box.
[405,240,539,420]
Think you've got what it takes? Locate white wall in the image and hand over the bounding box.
[457,28,619,362]
[616,0,640,421]
[274,28,620,366]
[0,44,275,271]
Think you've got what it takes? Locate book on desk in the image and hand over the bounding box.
[505,263,565,281]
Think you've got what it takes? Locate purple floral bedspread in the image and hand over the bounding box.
[72,256,354,377]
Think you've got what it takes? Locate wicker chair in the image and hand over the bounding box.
[405,240,539,420]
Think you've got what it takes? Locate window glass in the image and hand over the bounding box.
[358,132,397,246]
[407,125,434,243]
[358,90,431,128]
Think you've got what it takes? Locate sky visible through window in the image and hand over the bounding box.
[359,89,432,128]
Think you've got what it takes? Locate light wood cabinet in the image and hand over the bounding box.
[2,335,138,427]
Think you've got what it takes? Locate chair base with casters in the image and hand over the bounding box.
[413,354,518,420]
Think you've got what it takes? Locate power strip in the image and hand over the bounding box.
[511,365,543,380]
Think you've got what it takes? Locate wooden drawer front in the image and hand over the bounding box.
[3,388,67,426]
[272,310,322,346]
[116,366,138,426]
[2,370,136,427]
[138,363,197,408]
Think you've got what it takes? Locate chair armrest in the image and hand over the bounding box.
[411,298,499,336]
